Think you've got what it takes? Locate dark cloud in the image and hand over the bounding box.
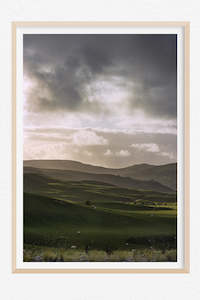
[24,34,177,118]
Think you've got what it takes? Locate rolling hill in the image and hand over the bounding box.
[23,172,176,203]
[24,191,177,251]
[24,160,177,190]
[23,162,177,259]
[24,166,173,193]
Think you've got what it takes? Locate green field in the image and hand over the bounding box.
[24,171,177,262]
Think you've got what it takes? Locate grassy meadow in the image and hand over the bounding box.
[23,168,177,262]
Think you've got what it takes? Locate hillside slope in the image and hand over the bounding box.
[24,160,177,190]
[24,166,173,193]
[23,172,176,203]
[117,163,177,191]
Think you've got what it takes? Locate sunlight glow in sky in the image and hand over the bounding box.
[23,34,177,167]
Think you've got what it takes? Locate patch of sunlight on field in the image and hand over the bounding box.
[48,182,65,186]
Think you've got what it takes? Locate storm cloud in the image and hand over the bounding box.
[23,34,177,166]
[24,34,177,118]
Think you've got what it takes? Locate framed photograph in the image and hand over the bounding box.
[12,21,190,273]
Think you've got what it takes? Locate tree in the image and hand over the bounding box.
[85,200,92,206]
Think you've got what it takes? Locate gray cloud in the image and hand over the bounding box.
[24,34,177,118]
[23,34,177,166]
[24,127,176,167]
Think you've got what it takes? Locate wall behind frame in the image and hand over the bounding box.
[0,0,199,299]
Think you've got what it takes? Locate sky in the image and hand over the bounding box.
[23,34,177,168]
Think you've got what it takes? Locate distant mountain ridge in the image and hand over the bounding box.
[24,159,121,173]
[24,166,173,193]
[24,160,177,191]
[115,163,177,191]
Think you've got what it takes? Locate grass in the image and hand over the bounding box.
[23,173,177,262]
[24,245,177,262]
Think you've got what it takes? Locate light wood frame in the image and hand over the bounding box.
[12,21,190,274]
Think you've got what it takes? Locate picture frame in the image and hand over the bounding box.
[12,21,190,273]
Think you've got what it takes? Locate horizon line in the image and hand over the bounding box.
[23,158,177,170]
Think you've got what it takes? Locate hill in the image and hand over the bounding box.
[23,172,176,204]
[24,160,177,190]
[116,163,177,191]
[24,166,173,193]
[24,186,177,251]
[23,167,177,259]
